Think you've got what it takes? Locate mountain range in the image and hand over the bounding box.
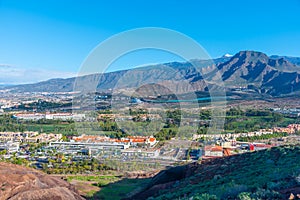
[4,50,300,97]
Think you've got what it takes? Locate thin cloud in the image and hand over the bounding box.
[0,65,76,85]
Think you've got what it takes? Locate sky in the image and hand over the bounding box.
[0,0,300,84]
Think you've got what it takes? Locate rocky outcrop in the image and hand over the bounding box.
[0,162,84,200]
[123,170,159,179]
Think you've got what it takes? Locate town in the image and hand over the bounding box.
[1,114,300,173]
[1,91,300,198]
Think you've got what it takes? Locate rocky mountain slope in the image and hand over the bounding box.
[0,162,84,200]
[4,51,300,96]
[207,51,300,95]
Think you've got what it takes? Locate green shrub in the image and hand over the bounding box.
[237,192,253,200]
[251,188,282,199]
[193,193,218,200]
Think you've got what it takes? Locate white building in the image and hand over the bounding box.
[49,141,130,150]
[0,141,19,153]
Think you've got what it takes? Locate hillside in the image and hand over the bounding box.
[0,162,84,200]
[4,51,300,96]
[130,145,300,200]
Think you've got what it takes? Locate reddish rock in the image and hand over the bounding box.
[0,162,84,200]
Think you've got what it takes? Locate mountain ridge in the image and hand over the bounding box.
[3,50,300,96]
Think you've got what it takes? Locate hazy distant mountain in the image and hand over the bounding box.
[4,58,226,94]
[270,55,300,66]
[4,51,300,96]
[0,84,15,89]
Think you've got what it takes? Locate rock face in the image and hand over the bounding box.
[211,51,300,95]
[0,162,84,200]
[123,170,159,179]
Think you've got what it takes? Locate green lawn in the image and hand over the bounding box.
[67,175,121,184]
[25,124,69,132]
[90,178,151,200]
[224,115,299,133]
[66,174,150,200]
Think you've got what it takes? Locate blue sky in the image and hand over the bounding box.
[0,0,300,84]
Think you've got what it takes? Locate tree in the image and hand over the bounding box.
[0,149,7,155]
